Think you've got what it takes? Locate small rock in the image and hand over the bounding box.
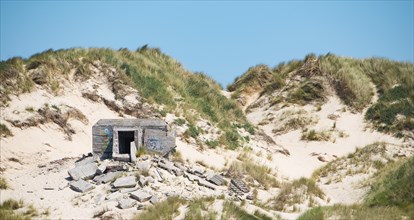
[93,171,122,184]
[118,198,136,209]
[96,163,107,175]
[70,179,94,193]
[106,191,122,201]
[75,157,95,166]
[68,162,98,180]
[246,195,254,200]
[43,187,55,190]
[112,176,136,188]
[94,194,104,205]
[59,182,69,190]
[139,176,148,187]
[150,195,158,204]
[119,187,138,193]
[130,190,152,202]
[136,161,151,172]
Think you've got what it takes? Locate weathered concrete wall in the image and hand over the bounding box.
[92,124,113,159]
[92,119,175,160]
[143,129,175,156]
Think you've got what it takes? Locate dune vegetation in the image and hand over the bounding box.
[0,47,253,149]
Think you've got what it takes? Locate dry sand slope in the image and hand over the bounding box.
[0,69,412,219]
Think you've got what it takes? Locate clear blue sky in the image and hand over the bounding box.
[1,1,413,86]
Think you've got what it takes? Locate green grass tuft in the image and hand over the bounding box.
[134,196,183,220]
[0,177,8,189]
[0,123,13,137]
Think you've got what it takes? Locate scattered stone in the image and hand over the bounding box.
[43,187,55,190]
[68,162,98,180]
[27,191,33,193]
[96,163,107,175]
[118,198,136,209]
[317,156,328,162]
[70,179,94,193]
[75,157,95,166]
[206,174,227,186]
[174,162,187,172]
[246,194,254,200]
[59,182,69,190]
[150,195,158,204]
[94,194,104,205]
[158,161,179,174]
[139,176,148,187]
[119,187,138,193]
[141,156,149,161]
[112,176,136,188]
[106,163,125,172]
[38,164,46,168]
[188,166,205,176]
[154,168,164,182]
[106,191,122,201]
[174,169,184,176]
[198,179,217,190]
[185,173,200,182]
[230,179,249,195]
[147,176,155,184]
[137,204,145,210]
[113,154,130,162]
[93,171,122,184]
[102,211,122,220]
[130,190,152,202]
[136,161,151,172]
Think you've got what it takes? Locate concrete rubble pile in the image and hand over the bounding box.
[64,153,253,211]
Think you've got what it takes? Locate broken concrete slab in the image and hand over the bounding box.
[230,179,249,194]
[150,195,158,204]
[106,191,123,201]
[75,157,95,166]
[96,163,107,175]
[93,171,122,184]
[174,162,187,172]
[58,182,69,191]
[118,198,136,209]
[112,153,130,162]
[206,174,227,186]
[106,162,126,172]
[198,179,217,190]
[154,168,164,182]
[70,179,94,193]
[130,190,152,202]
[112,176,136,188]
[136,161,151,172]
[119,187,138,194]
[131,142,137,163]
[139,175,148,187]
[185,173,200,182]
[68,162,98,180]
[188,166,205,176]
[158,161,179,174]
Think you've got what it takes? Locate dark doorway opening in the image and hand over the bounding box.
[118,131,134,154]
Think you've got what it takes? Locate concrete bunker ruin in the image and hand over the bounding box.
[92,119,175,162]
